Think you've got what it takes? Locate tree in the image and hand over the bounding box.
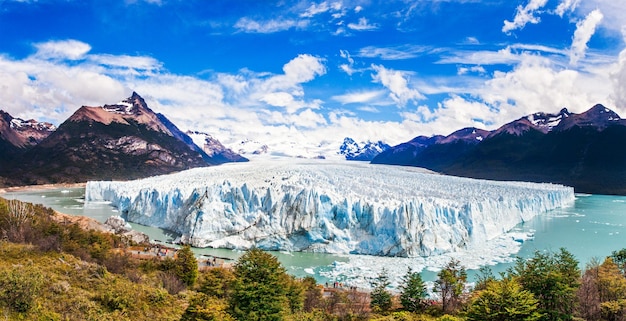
[398,267,428,312]
[301,276,323,312]
[577,259,601,321]
[229,248,291,321]
[181,293,235,321]
[512,248,580,321]
[198,267,236,299]
[175,245,198,286]
[466,277,542,321]
[611,249,626,277]
[370,268,393,313]
[474,266,496,291]
[434,259,467,314]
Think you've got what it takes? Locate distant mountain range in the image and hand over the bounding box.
[373,104,626,195]
[339,137,391,161]
[0,92,246,186]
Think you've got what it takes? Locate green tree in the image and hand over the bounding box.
[229,248,291,321]
[434,259,467,314]
[512,248,580,321]
[198,267,236,299]
[467,277,542,321]
[175,245,198,286]
[474,266,497,291]
[596,257,626,321]
[398,267,428,312]
[181,293,235,321]
[284,274,304,313]
[370,268,393,313]
[611,249,626,277]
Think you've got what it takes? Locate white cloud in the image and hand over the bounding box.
[611,49,626,109]
[301,1,330,18]
[438,47,522,65]
[357,106,379,113]
[371,64,424,106]
[332,90,386,104]
[347,18,378,31]
[502,0,548,34]
[234,17,309,33]
[282,54,327,83]
[555,0,580,17]
[358,45,430,60]
[33,39,92,60]
[457,66,486,75]
[88,54,161,71]
[570,9,604,65]
[464,37,480,45]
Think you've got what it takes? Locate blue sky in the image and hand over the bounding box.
[1,0,625,155]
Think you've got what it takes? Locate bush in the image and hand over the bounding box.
[0,265,44,312]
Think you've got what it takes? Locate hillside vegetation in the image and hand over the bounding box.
[2,197,626,320]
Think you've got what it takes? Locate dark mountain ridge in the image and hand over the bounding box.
[0,92,244,186]
[373,104,626,195]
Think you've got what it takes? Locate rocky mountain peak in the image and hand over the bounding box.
[554,104,624,132]
[339,137,390,161]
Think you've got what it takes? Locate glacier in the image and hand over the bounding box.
[85,159,574,257]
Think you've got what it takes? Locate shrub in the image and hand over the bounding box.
[0,265,44,312]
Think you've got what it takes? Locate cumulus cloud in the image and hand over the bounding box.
[33,39,92,60]
[282,54,327,83]
[570,9,604,65]
[502,0,548,34]
[371,64,424,106]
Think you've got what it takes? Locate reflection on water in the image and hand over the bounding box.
[3,188,626,287]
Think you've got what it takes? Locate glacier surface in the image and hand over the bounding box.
[85,159,574,257]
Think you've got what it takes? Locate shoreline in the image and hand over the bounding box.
[0,182,86,194]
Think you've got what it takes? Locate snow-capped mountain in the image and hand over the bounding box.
[373,104,626,195]
[187,131,248,163]
[86,160,574,257]
[0,92,238,186]
[339,137,391,161]
[0,110,55,149]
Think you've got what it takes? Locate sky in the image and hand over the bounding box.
[1,0,626,154]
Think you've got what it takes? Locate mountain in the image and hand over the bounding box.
[373,104,626,195]
[187,131,248,163]
[1,92,231,185]
[0,110,55,168]
[371,127,489,169]
[338,137,391,161]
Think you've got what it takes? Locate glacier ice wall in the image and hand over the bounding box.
[85,159,574,257]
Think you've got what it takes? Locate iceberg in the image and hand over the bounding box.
[85,159,574,257]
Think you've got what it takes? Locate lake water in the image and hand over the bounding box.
[3,188,626,289]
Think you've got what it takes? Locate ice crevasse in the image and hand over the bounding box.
[85,160,575,257]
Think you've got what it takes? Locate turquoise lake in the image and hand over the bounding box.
[3,188,626,288]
